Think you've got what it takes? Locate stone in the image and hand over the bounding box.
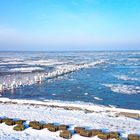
[92,129,101,136]
[115,139,120,140]
[60,130,72,139]
[15,120,26,125]
[2,118,11,123]
[5,119,15,126]
[79,130,92,137]
[98,132,110,140]
[59,124,69,130]
[48,125,59,132]
[109,132,119,139]
[43,123,53,129]
[74,127,85,134]
[13,125,25,131]
[128,134,140,140]
[29,121,40,127]
[32,123,43,130]
[0,118,2,123]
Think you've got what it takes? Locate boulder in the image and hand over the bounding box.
[5,119,15,126]
[79,130,92,137]
[48,125,59,132]
[60,130,72,139]
[32,123,43,130]
[0,118,2,123]
[128,134,140,140]
[74,127,85,134]
[109,132,119,139]
[43,123,53,129]
[92,129,101,136]
[2,118,11,123]
[98,132,109,140]
[15,120,26,125]
[13,125,25,131]
[29,121,40,127]
[59,124,69,130]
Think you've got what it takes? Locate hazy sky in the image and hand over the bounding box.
[0,0,140,51]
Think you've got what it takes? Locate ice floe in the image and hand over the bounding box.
[103,84,140,94]
[94,97,103,101]
[114,75,139,81]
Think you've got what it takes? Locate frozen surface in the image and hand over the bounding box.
[0,98,140,140]
[0,51,140,110]
[103,84,140,94]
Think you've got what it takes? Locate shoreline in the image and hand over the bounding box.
[0,98,140,119]
[0,98,140,139]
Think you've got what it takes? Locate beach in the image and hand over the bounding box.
[0,98,140,140]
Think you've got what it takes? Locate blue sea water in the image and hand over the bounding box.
[0,51,140,110]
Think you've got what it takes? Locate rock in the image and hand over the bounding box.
[48,125,59,132]
[13,125,25,131]
[0,118,2,123]
[59,124,69,130]
[5,119,15,126]
[15,120,26,125]
[128,134,140,140]
[116,138,126,140]
[109,132,120,139]
[32,123,43,130]
[92,129,101,136]
[43,123,53,128]
[98,132,110,140]
[74,127,85,134]
[79,130,92,137]
[1,118,11,123]
[29,121,40,127]
[60,130,72,139]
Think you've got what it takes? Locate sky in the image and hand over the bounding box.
[0,0,140,51]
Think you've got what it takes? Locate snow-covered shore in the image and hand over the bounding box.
[0,98,140,115]
[0,98,140,140]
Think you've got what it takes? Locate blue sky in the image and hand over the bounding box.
[0,0,140,51]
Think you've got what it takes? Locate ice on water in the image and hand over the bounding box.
[0,51,140,109]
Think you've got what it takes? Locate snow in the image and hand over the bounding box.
[0,98,140,140]
[0,98,140,114]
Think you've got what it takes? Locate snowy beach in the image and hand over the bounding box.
[0,98,140,140]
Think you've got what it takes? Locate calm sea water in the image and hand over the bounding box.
[0,51,140,110]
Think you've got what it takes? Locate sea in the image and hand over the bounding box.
[0,51,140,110]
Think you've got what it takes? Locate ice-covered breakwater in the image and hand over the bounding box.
[0,60,104,93]
[0,73,45,93]
[45,60,105,78]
